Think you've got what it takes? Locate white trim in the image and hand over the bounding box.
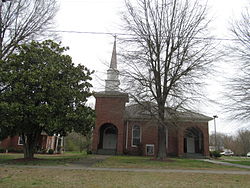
[18,136,24,145]
[131,125,141,147]
[146,144,154,155]
[55,134,59,153]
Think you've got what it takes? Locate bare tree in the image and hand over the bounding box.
[224,6,250,120]
[210,130,250,155]
[0,0,58,60]
[237,129,250,155]
[209,132,234,151]
[120,0,215,159]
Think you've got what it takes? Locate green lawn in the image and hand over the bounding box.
[0,152,87,166]
[1,154,250,187]
[94,155,244,170]
[0,153,248,171]
[221,156,250,166]
[0,167,250,188]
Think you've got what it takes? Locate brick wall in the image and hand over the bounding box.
[92,93,128,154]
[176,121,209,157]
[124,120,209,157]
[91,92,209,157]
[0,136,23,150]
[125,120,158,156]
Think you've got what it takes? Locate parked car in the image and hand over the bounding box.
[220,151,234,156]
[247,152,250,157]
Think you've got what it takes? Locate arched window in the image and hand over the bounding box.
[132,125,141,147]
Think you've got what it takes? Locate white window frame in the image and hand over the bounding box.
[18,136,24,145]
[146,144,154,155]
[131,125,141,147]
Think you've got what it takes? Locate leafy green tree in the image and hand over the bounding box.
[0,40,94,159]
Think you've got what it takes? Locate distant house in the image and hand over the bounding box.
[0,133,63,153]
[91,41,212,157]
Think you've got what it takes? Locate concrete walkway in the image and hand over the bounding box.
[1,164,250,175]
[203,159,250,169]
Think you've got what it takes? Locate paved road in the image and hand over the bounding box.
[1,164,250,175]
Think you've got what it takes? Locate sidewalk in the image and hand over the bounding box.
[203,159,250,169]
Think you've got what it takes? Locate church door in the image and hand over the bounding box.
[186,137,195,153]
[103,126,117,149]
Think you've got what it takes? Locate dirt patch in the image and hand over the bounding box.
[12,158,45,162]
[70,155,110,167]
[150,158,175,162]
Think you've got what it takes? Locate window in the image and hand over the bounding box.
[146,144,154,155]
[18,136,24,145]
[132,125,141,147]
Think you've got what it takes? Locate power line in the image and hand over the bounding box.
[48,29,240,42]
[48,30,125,37]
[62,0,121,4]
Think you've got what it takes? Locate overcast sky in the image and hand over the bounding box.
[55,0,249,135]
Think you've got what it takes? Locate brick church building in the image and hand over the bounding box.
[92,41,212,157]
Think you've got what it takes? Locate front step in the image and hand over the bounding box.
[97,149,116,155]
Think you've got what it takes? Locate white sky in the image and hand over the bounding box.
[55,0,249,135]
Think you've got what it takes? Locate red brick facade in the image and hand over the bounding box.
[0,136,23,151]
[92,92,210,157]
[0,135,63,153]
[92,92,129,154]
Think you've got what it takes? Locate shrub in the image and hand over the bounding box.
[64,132,84,152]
[209,151,213,157]
[0,147,5,153]
[37,149,47,154]
[7,147,23,153]
[123,149,129,155]
[48,149,54,154]
[211,150,221,158]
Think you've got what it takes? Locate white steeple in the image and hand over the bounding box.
[105,38,120,91]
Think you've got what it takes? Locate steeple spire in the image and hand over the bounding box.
[105,37,120,92]
[110,36,117,70]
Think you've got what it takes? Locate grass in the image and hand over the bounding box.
[0,167,250,188]
[1,154,250,187]
[1,153,248,170]
[0,152,87,166]
[94,155,245,170]
[221,156,250,166]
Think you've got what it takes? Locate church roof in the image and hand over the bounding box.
[125,103,212,122]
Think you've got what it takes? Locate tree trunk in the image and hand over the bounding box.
[157,125,167,159]
[22,130,40,159]
[23,134,35,159]
[23,142,35,159]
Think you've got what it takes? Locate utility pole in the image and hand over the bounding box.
[213,115,218,151]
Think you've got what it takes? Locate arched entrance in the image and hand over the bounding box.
[98,123,118,150]
[184,127,204,154]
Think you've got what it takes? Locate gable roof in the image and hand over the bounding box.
[125,103,212,122]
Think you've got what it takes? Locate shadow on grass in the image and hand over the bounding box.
[0,152,87,166]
